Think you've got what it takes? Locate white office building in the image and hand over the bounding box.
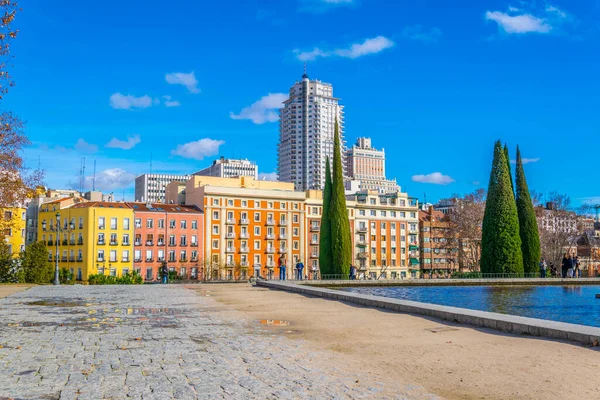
[278,72,345,191]
[345,137,398,194]
[135,174,191,203]
[194,157,258,179]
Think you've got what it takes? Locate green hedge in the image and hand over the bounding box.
[88,271,143,285]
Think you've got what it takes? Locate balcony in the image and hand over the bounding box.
[225,247,236,253]
[310,253,319,258]
[123,242,130,246]
[226,218,236,225]
[134,241,142,246]
[69,257,75,262]
[240,247,249,253]
[265,234,275,240]
[97,258,105,262]
[47,241,53,246]
[240,219,249,225]
[266,219,275,226]
[190,242,198,247]
[279,248,287,254]
[97,241,105,245]
[76,258,83,262]
[145,241,154,246]
[158,257,165,262]
[146,258,154,262]
[61,257,67,262]
[169,242,177,247]
[356,253,368,259]
[253,263,262,268]
[62,240,68,245]
[311,239,319,245]
[239,233,249,239]
[241,261,249,267]
[266,247,275,254]
[278,220,288,226]
[226,232,236,239]
[180,242,188,247]
[122,258,130,262]
[180,258,187,262]
[69,240,75,245]
[110,241,119,246]
[98,226,105,230]
[355,240,367,247]
[77,240,83,245]
[157,241,165,246]
[266,262,275,268]
[134,258,142,263]
[279,234,287,240]
[356,226,368,233]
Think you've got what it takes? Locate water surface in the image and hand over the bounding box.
[343,285,600,328]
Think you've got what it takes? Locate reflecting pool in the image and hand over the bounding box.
[343,285,600,328]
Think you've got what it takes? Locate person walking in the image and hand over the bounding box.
[539,258,547,278]
[278,255,287,281]
[574,256,581,278]
[561,253,568,278]
[311,264,317,280]
[295,259,304,281]
[161,262,169,284]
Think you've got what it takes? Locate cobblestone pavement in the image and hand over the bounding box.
[0,285,437,400]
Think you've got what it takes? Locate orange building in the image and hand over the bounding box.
[128,203,204,281]
[419,206,459,277]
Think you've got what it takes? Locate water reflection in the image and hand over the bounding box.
[344,285,600,328]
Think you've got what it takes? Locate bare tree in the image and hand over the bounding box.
[546,191,571,211]
[446,189,486,271]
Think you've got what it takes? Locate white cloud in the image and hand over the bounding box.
[472,181,481,186]
[485,5,570,35]
[105,134,141,150]
[230,93,287,124]
[85,168,135,191]
[401,25,443,43]
[74,139,98,153]
[258,172,279,181]
[165,72,200,93]
[412,172,455,185]
[162,95,181,107]
[109,93,153,110]
[171,138,225,160]
[299,0,354,13]
[295,36,394,61]
[485,11,551,34]
[510,157,540,164]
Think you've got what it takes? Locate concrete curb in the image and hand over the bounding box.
[257,280,600,347]
[301,278,600,287]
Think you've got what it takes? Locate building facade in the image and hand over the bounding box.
[2,207,26,256]
[345,137,398,193]
[38,199,134,281]
[135,174,191,203]
[278,73,345,191]
[419,207,459,277]
[194,157,258,179]
[535,203,578,233]
[130,203,204,281]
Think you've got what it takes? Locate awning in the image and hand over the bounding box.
[409,245,419,251]
[410,258,419,265]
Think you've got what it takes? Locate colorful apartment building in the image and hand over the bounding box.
[178,176,305,280]
[2,207,26,257]
[419,207,459,277]
[38,199,134,280]
[129,203,203,281]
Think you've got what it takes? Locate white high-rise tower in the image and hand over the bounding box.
[278,71,345,191]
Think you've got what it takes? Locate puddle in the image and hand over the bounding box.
[259,319,291,327]
[425,326,459,333]
[27,300,86,307]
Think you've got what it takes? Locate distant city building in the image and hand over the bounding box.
[418,207,459,277]
[345,137,398,194]
[278,72,346,191]
[194,157,258,179]
[535,202,578,234]
[135,174,191,203]
[434,198,459,215]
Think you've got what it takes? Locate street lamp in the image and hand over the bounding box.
[54,212,60,285]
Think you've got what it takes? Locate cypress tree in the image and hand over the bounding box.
[504,143,514,195]
[329,118,352,277]
[319,157,333,276]
[515,146,541,275]
[481,140,523,275]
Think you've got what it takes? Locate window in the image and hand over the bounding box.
[170,219,176,228]
[254,227,260,235]
[180,235,187,246]
[77,250,82,260]
[135,250,141,261]
[98,217,105,229]
[79,217,84,229]
[146,219,153,228]
[254,212,260,222]
[254,240,261,250]
[293,214,299,223]
[212,225,219,235]
[213,198,219,206]
[381,211,387,217]
[97,250,104,262]
[213,211,219,220]
[359,210,366,216]
[123,234,129,245]
[400,212,405,218]
[293,241,299,250]
[169,250,176,262]
[110,217,117,230]
[146,250,153,261]
[181,220,187,229]
[191,250,198,261]
[123,218,130,230]
[242,200,247,207]
[370,210,376,216]
[293,227,299,237]
[110,233,117,244]
[109,268,116,277]
[191,220,197,229]
[98,233,105,244]
[228,199,233,206]
[122,250,129,262]
[180,250,187,261]
[146,268,153,280]
[212,240,219,249]
[410,212,416,219]
[268,202,273,209]
[135,218,142,228]
[158,249,165,261]
[169,235,176,246]
[108,250,117,262]
[254,201,260,208]
[391,211,396,217]
[191,235,197,245]
[370,198,376,205]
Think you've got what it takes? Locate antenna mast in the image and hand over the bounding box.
[92,160,97,191]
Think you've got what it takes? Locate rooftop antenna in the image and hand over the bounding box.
[82,157,86,192]
[149,152,153,175]
[302,62,308,79]
[424,192,427,205]
[92,160,96,191]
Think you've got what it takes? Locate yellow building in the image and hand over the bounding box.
[2,207,26,257]
[38,199,134,280]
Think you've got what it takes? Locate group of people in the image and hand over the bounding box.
[539,254,582,278]
[277,256,316,281]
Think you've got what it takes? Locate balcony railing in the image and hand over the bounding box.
[355,240,367,247]
[146,241,154,246]
[225,247,236,253]
[146,258,154,262]
[76,258,83,262]
[190,242,197,247]
[134,258,142,262]
[311,240,318,245]
[134,241,142,246]
[241,261,249,267]
[266,248,275,253]
[180,258,187,262]
[97,241,105,245]
[279,234,287,240]
[279,248,287,254]
[279,220,288,226]
[356,226,368,233]
[62,240,68,245]
[226,218,236,224]
[77,240,83,245]
[265,234,275,240]
[158,241,165,246]
[122,258,130,262]
[69,240,75,245]
[240,247,249,253]
[266,220,275,226]
[310,253,319,258]
[158,257,165,262]
[69,257,75,262]
[310,225,320,232]
[226,232,236,239]
[240,219,249,225]
[356,253,368,259]
[110,241,118,246]
[239,233,249,239]
[47,241,53,246]
[169,242,177,247]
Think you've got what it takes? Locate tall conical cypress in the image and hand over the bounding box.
[319,157,333,276]
[330,118,352,277]
[515,146,541,275]
[504,143,514,195]
[481,140,523,274]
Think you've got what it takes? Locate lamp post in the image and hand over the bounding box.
[54,212,61,285]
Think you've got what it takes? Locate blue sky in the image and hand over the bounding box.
[6,0,600,206]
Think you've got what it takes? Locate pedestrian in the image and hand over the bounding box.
[278,255,287,281]
[561,253,568,278]
[567,254,575,278]
[295,259,304,281]
[161,263,168,284]
[539,258,547,278]
[549,262,556,278]
[575,256,581,278]
[349,264,354,280]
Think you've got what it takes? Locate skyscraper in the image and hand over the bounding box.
[346,137,398,193]
[278,72,345,191]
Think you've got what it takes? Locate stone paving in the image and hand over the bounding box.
[0,285,436,400]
